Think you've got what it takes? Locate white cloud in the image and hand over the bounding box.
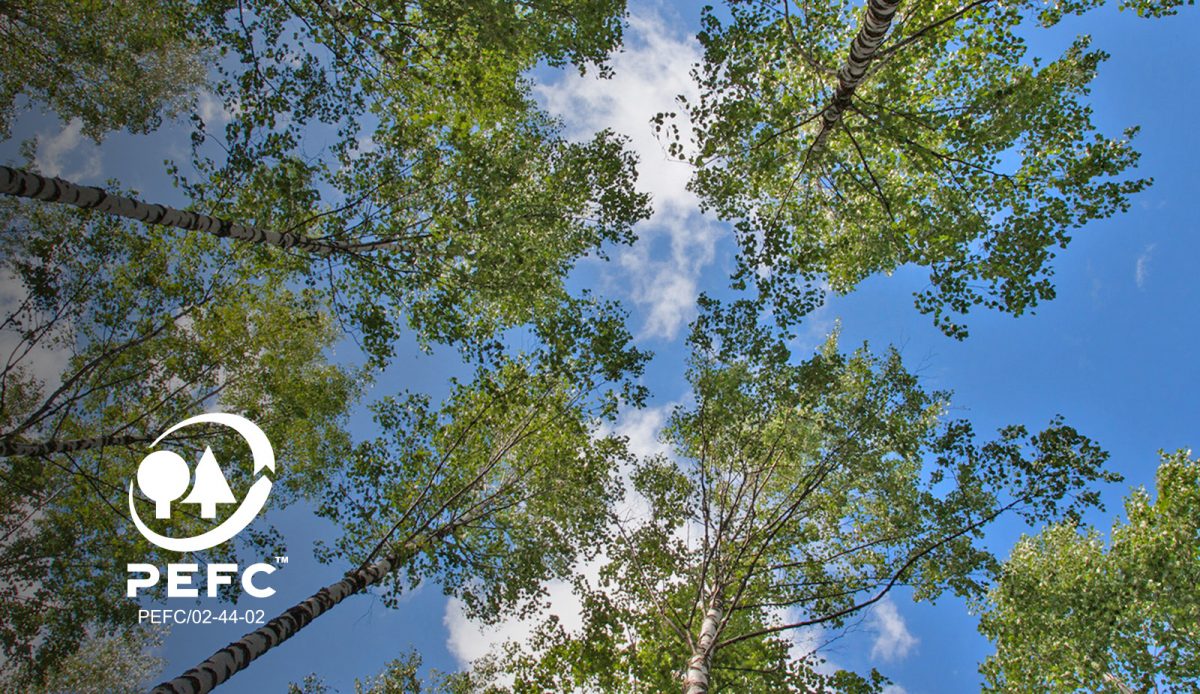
[619,209,719,341]
[444,555,604,670]
[537,13,699,212]
[538,12,721,340]
[1135,243,1155,290]
[869,597,918,662]
[195,91,233,128]
[444,404,680,669]
[787,609,912,692]
[612,403,672,460]
[787,624,841,677]
[34,118,102,179]
[0,269,72,391]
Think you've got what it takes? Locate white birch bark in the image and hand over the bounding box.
[810,0,902,152]
[149,554,396,694]
[0,432,147,457]
[0,165,395,256]
[682,605,723,694]
[1103,672,1136,694]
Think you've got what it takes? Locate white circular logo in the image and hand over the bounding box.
[128,413,275,552]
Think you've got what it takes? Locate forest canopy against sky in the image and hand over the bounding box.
[0,0,1197,692]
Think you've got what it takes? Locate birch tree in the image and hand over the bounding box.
[0,1,652,684]
[151,296,648,693]
[0,195,354,466]
[977,449,1200,692]
[1,0,651,366]
[0,198,357,680]
[497,309,1117,691]
[668,0,1153,337]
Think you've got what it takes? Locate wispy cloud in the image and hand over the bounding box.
[1135,243,1156,290]
[195,90,234,128]
[443,404,677,669]
[870,597,918,662]
[34,118,102,179]
[444,556,602,668]
[538,12,720,340]
[787,623,842,678]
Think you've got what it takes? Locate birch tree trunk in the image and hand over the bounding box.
[682,604,723,694]
[150,554,397,694]
[0,433,148,457]
[1103,672,1136,694]
[0,166,395,256]
[810,0,902,152]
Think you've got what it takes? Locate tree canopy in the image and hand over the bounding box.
[1,0,652,683]
[0,624,166,694]
[0,0,1192,691]
[669,0,1151,337]
[978,449,1200,692]
[491,314,1117,691]
[0,0,203,139]
[0,194,359,681]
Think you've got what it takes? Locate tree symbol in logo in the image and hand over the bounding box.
[136,447,237,519]
[136,450,190,519]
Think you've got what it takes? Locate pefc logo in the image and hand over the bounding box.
[129,412,274,552]
[127,413,279,599]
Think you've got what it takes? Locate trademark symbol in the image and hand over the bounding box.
[274,555,289,564]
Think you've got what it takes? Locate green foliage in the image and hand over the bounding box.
[3,0,1188,689]
[1120,0,1196,17]
[671,0,1150,337]
[0,624,165,693]
[0,197,357,678]
[290,648,477,694]
[0,0,655,682]
[978,449,1200,692]
[493,313,1116,690]
[0,194,356,484]
[168,0,651,364]
[3,0,652,366]
[316,296,647,622]
[0,0,204,139]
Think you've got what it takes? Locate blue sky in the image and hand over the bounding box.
[5,0,1199,691]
